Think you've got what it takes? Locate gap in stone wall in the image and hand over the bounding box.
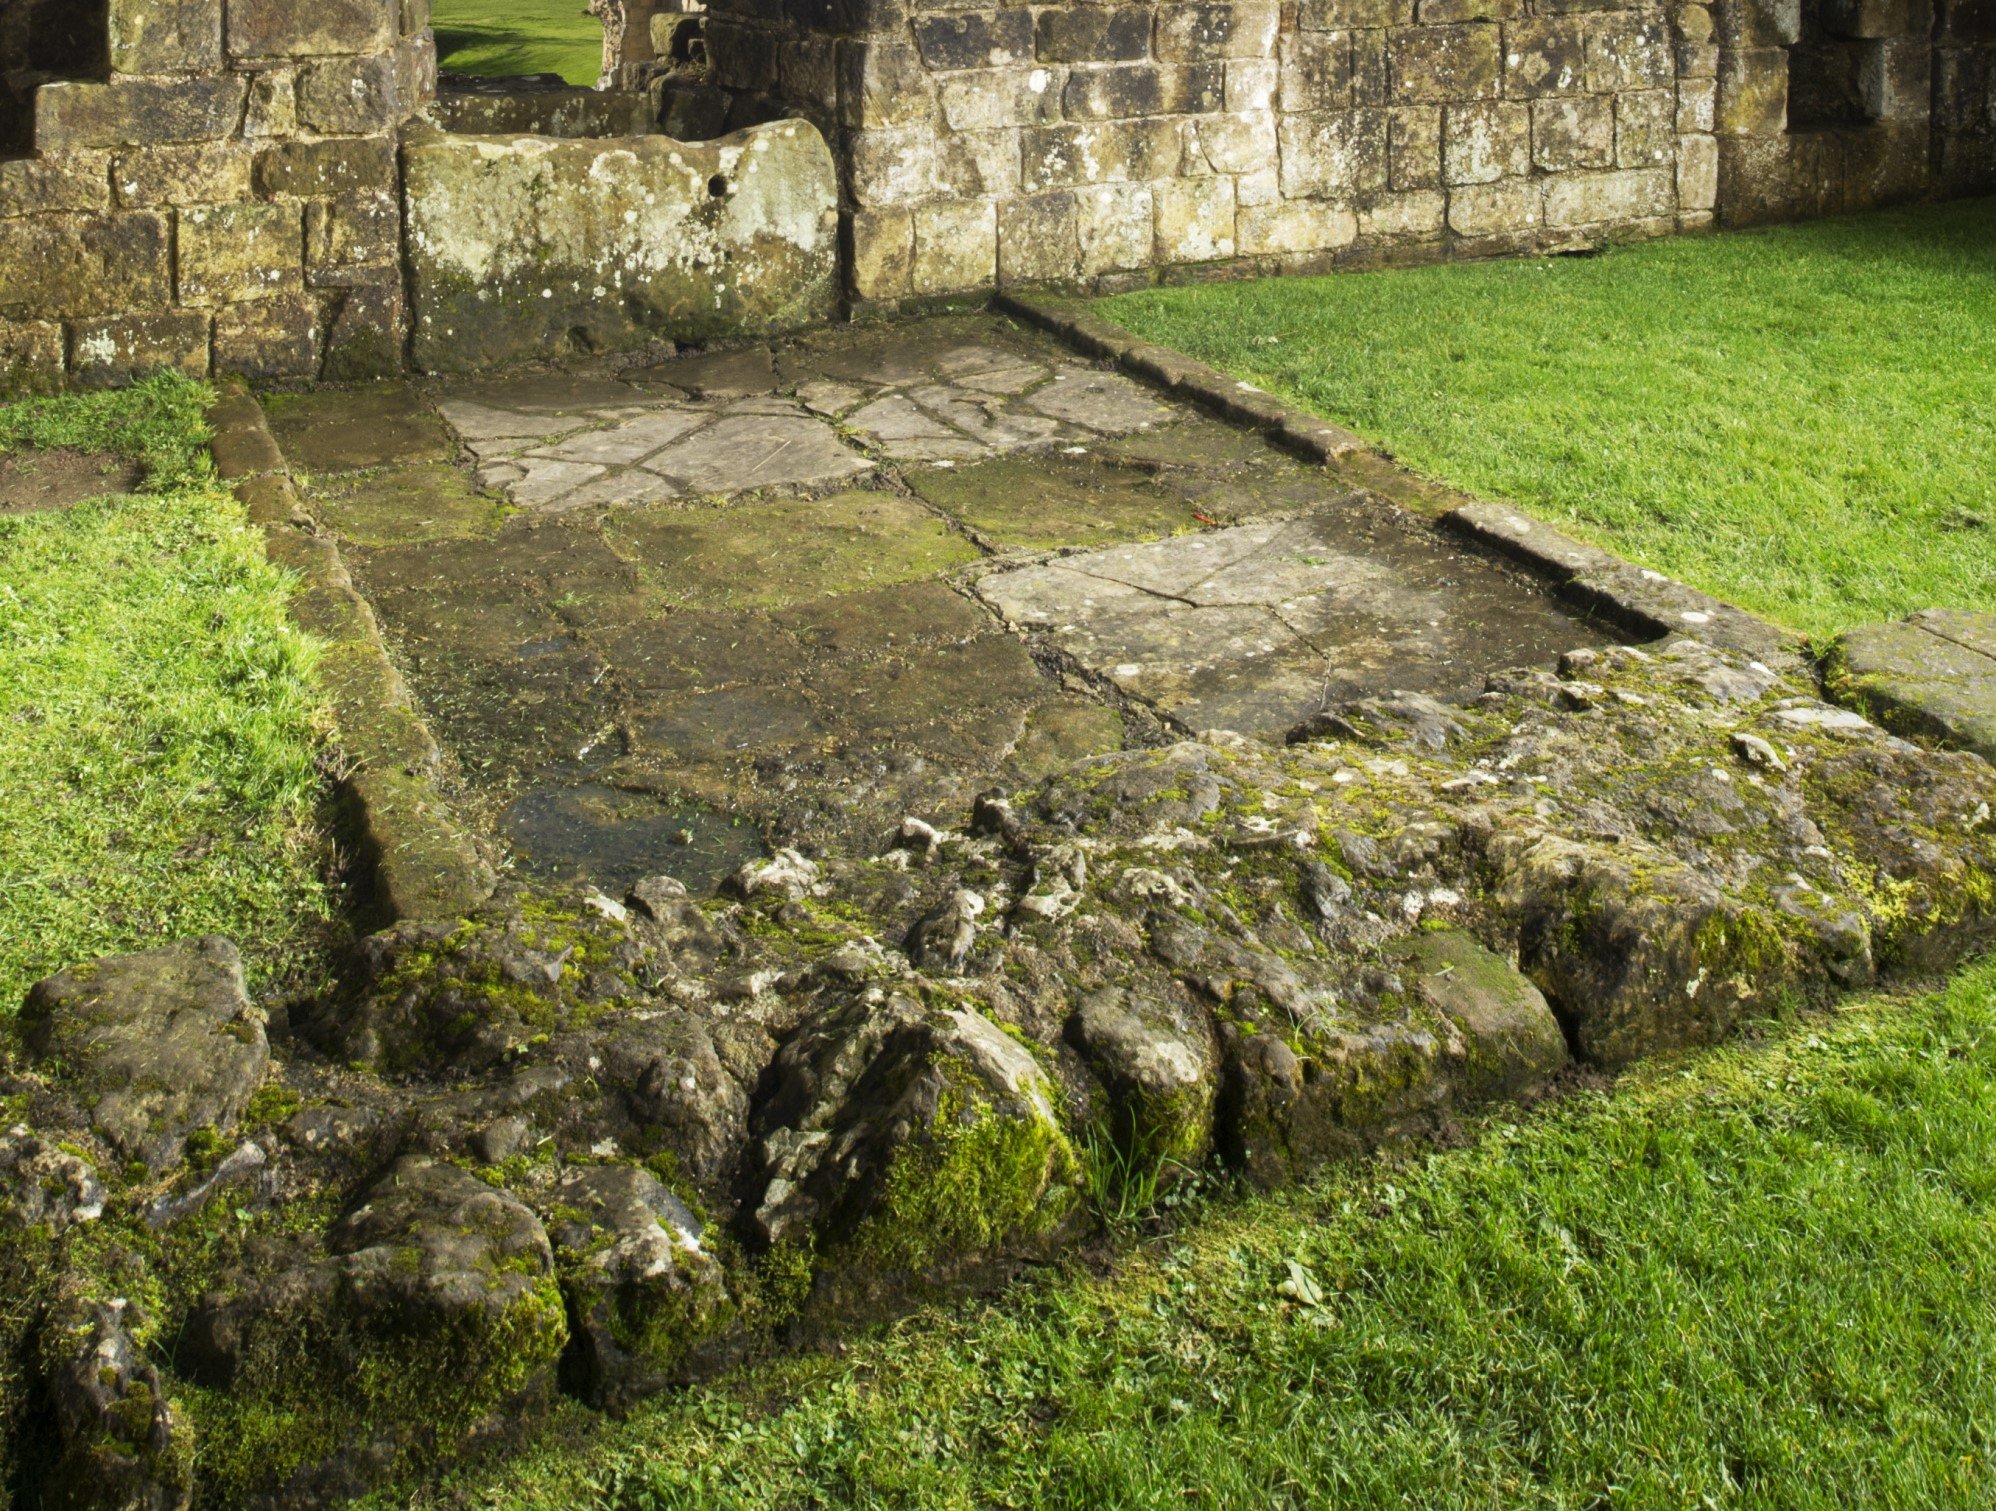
[0,0,109,157]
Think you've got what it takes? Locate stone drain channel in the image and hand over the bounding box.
[264,310,1612,894]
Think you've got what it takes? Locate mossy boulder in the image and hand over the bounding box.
[1384,930,1569,1102]
[40,1289,193,1511]
[546,1164,730,1411]
[751,992,1079,1275]
[1066,986,1219,1169]
[176,1158,566,1502]
[18,937,268,1174]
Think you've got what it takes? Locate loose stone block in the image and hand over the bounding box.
[1278,108,1388,197]
[1616,88,1676,166]
[999,190,1083,282]
[0,155,113,216]
[1585,13,1676,91]
[228,0,396,59]
[1503,18,1588,95]
[912,10,1035,69]
[849,206,916,299]
[912,198,998,293]
[1446,175,1543,233]
[178,202,302,303]
[215,294,323,378]
[255,137,398,198]
[1388,105,1443,188]
[403,122,838,371]
[108,0,223,75]
[1388,22,1502,102]
[1444,99,1529,182]
[34,77,248,150]
[1076,182,1156,271]
[1279,30,1355,112]
[838,40,935,128]
[1717,46,1789,133]
[1065,62,1226,119]
[1154,175,1237,261]
[0,213,171,318]
[111,141,253,208]
[1532,96,1615,171]
[1237,195,1358,253]
[1037,7,1155,64]
[297,55,404,135]
[1542,166,1674,226]
[1677,131,1719,208]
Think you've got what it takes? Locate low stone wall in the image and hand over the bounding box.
[0,0,434,385]
[401,119,840,372]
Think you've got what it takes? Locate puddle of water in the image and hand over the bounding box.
[501,782,764,896]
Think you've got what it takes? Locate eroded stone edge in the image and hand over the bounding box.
[995,291,1806,672]
[208,380,497,924]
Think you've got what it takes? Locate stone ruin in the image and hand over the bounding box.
[1,0,1993,383]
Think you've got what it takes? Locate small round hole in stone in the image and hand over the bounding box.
[708,175,729,198]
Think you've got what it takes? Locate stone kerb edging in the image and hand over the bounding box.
[207,382,497,925]
[995,290,1806,671]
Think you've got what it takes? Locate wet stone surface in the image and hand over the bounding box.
[273,313,1613,886]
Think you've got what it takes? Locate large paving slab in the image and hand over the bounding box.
[1830,609,1996,762]
[268,312,1616,893]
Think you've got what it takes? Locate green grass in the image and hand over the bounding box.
[1099,198,1996,643]
[0,377,332,1010]
[413,958,1996,1509]
[434,0,604,86]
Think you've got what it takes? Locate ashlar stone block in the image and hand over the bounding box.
[912,10,1035,70]
[34,77,247,151]
[1280,30,1355,112]
[108,0,223,75]
[111,142,253,208]
[1503,18,1588,96]
[1237,195,1358,253]
[1279,108,1388,196]
[297,55,404,135]
[177,203,303,304]
[1155,1,1281,60]
[999,190,1083,282]
[1446,175,1543,234]
[1037,8,1155,64]
[0,213,171,317]
[849,206,915,300]
[1388,22,1502,102]
[1717,46,1789,133]
[1076,182,1156,271]
[1677,131,1719,208]
[1585,14,1676,91]
[1677,75,1718,131]
[937,67,1063,130]
[1443,99,1528,183]
[912,199,999,293]
[1542,166,1674,226]
[0,155,113,217]
[839,41,936,128]
[1616,88,1677,166]
[67,311,211,385]
[1532,96,1615,171]
[228,0,396,59]
[1154,175,1237,261]
[1064,62,1225,120]
[1388,104,1442,188]
[215,295,324,378]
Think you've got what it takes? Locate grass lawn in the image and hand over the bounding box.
[415,958,1996,1509]
[434,0,604,85]
[1099,199,1996,643]
[0,378,332,1010]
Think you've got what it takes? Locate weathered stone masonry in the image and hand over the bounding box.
[696,0,1996,308]
[0,0,1991,380]
[0,0,435,384]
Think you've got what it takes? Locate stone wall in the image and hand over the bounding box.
[0,0,435,385]
[695,0,1994,308]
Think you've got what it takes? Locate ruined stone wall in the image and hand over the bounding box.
[697,0,1992,307]
[0,0,435,385]
[699,0,1710,306]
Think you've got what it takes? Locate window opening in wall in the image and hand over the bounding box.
[1789,0,1877,131]
[0,0,109,159]
[433,0,607,87]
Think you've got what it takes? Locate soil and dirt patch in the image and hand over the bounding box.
[0,447,140,514]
